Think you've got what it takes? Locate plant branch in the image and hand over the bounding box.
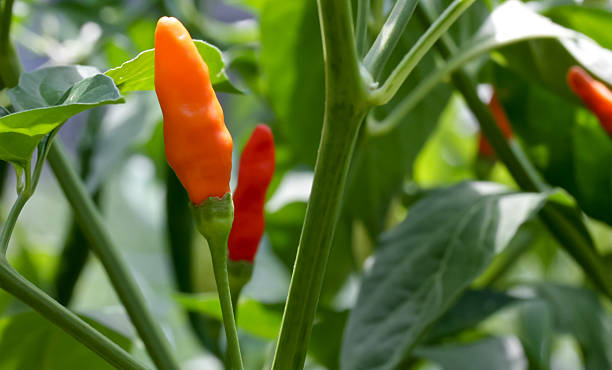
[271,0,368,368]
[192,194,243,370]
[47,140,179,370]
[0,0,21,87]
[355,0,369,57]
[210,245,243,370]
[0,259,147,369]
[1,128,59,256]
[363,0,418,78]
[368,0,475,105]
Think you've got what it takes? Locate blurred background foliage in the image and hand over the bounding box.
[2,0,612,369]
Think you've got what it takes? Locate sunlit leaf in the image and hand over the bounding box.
[1,66,124,165]
[105,40,241,94]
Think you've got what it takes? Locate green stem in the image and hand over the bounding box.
[0,191,28,256]
[227,260,253,318]
[47,140,179,370]
[355,0,369,57]
[0,0,22,88]
[192,194,243,370]
[271,0,368,368]
[418,6,612,299]
[1,128,57,256]
[210,248,242,370]
[54,109,103,306]
[363,0,418,78]
[0,259,146,370]
[166,167,221,355]
[368,0,475,105]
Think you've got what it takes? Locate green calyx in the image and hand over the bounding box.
[228,259,253,309]
[191,193,234,251]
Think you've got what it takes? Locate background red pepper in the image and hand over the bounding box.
[228,124,276,262]
[567,66,612,137]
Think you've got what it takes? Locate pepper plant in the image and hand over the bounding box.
[1,0,612,369]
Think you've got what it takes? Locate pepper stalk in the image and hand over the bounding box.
[192,193,244,370]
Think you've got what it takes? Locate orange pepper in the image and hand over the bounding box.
[154,17,233,205]
[567,66,612,137]
[478,89,513,158]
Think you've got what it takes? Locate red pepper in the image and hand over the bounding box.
[478,89,513,158]
[228,124,276,262]
[567,66,612,137]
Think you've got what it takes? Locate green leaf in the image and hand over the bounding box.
[174,293,282,340]
[341,182,548,370]
[105,40,241,94]
[1,66,124,165]
[414,337,523,370]
[0,311,131,370]
[260,0,324,166]
[432,1,612,99]
[535,284,612,369]
[541,4,612,50]
[518,300,553,370]
[424,289,520,343]
[486,2,612,96]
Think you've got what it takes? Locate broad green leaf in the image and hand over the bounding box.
[105,40,241,94]
[414,337,524,370]
[174,293,282,339]
[1,66,124,165]
[426,1,612,101]
[424,289,520,343]
[541,4,612,50]
[260,0,324,166]
[341,182,548,370]
[518,300,553,370]
[485,2,612,96]
[535,284,612,369]
[0,311,131,370]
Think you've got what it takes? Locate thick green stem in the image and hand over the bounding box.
[47,140,179,370]
[368,0,475,105]
[271,0,368,368]
[192,194,243,370]
[418,6,612,299]
[0,259,146,370]
[363,0,418,78]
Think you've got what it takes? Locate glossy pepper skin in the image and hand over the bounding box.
[567,66,612,137]
[478,90,513,158]
[154,17,233,205]
[228,124,275,262]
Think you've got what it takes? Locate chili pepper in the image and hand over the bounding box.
[154,16,233,205]
[228,124,275,263]
[478,89,513,159]
[567,66,612,137]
